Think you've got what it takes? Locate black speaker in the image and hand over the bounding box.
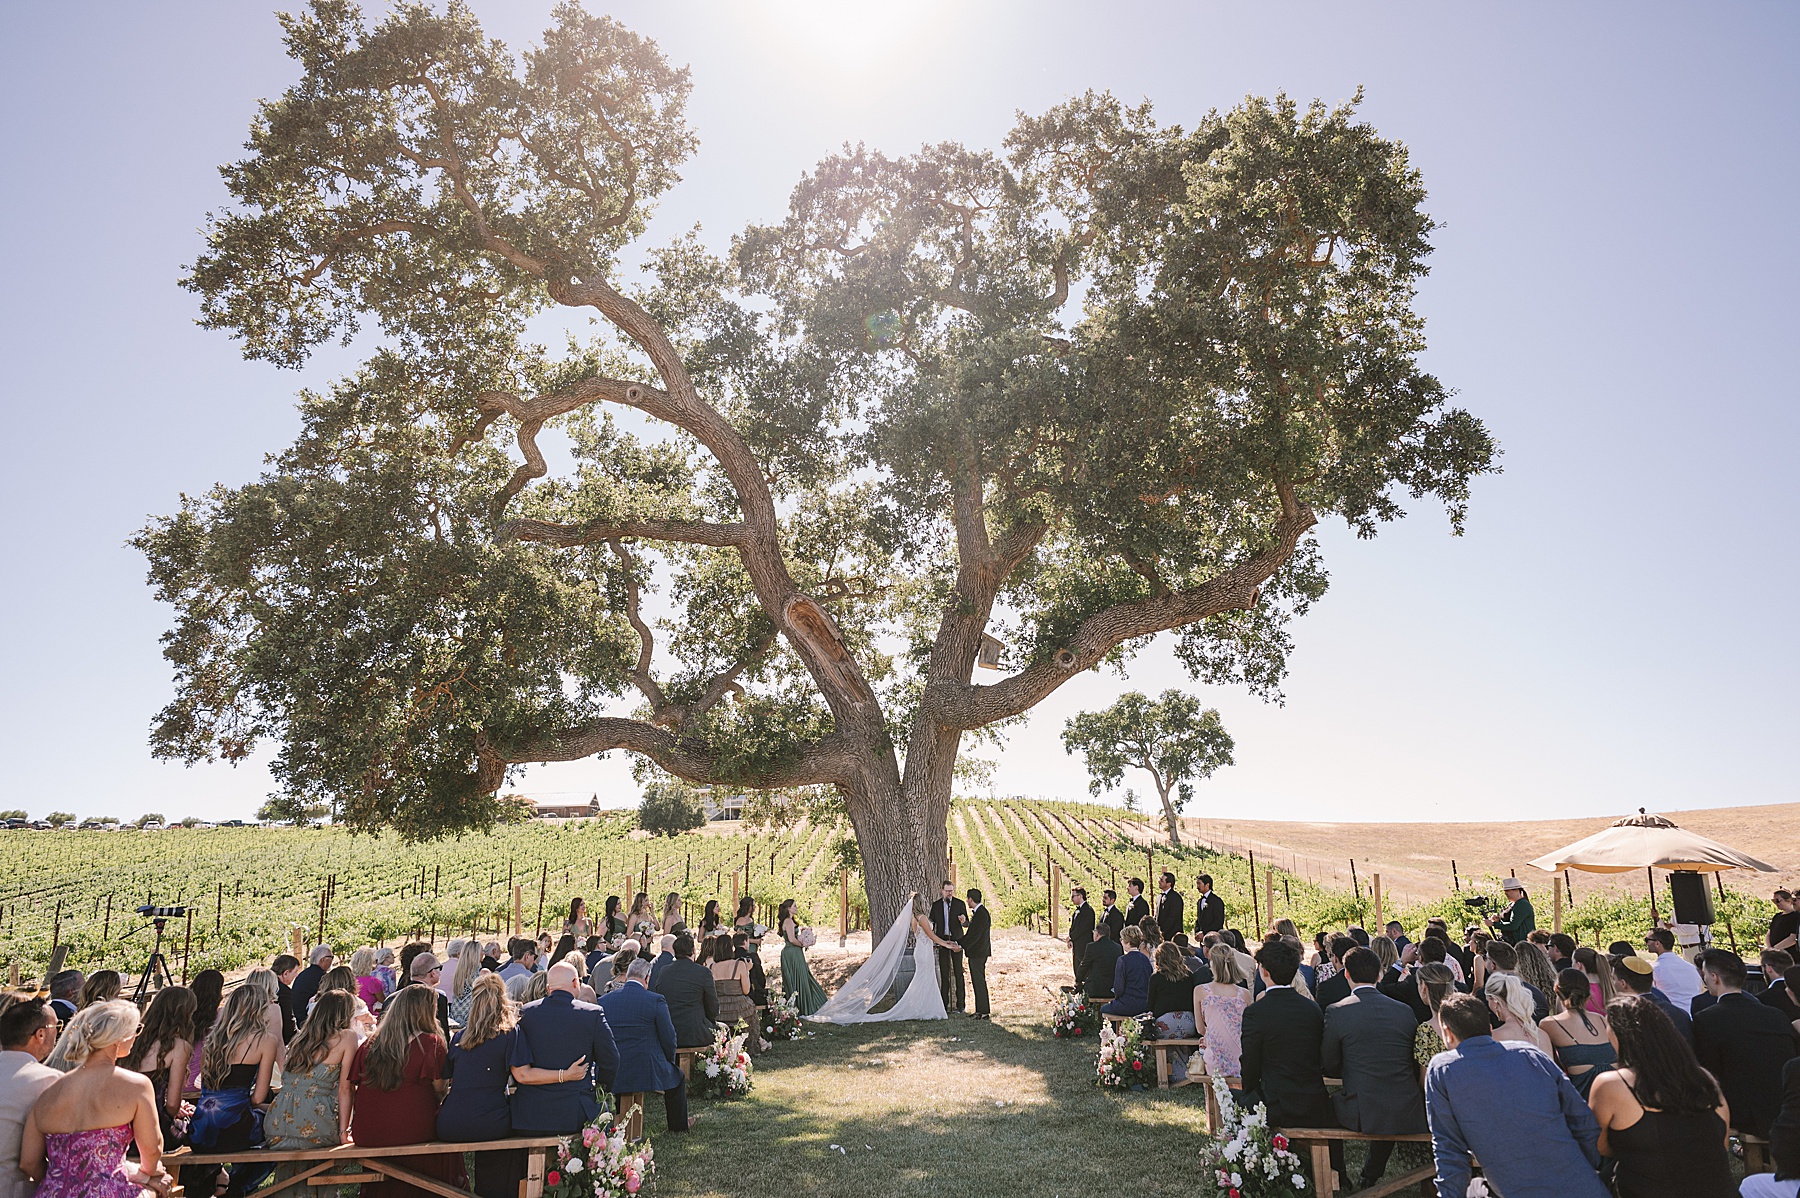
[1670,870,1715,925]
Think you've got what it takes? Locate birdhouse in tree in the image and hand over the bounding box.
[977,633,1005,670]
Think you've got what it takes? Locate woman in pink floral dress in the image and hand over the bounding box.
[21,1001,171,1197]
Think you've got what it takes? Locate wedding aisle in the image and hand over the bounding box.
[658,929,1214,1197]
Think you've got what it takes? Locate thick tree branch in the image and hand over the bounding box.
[606,539,669,717]
[499,515,750,548]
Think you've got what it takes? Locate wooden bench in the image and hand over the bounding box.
[676,1045,704,1080]
[1744,1133,1772,1174]
[1278,1128,1433,1198]
[1149,1037,1206,1090]
[164,1135,563,1198]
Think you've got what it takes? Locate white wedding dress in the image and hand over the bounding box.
[807,911,948,1023]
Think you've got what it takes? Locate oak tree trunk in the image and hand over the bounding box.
[1154,776,1183,848]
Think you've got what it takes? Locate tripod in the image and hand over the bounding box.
[131,918,175,1006]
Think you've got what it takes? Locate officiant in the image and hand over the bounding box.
[929,882,968,1013]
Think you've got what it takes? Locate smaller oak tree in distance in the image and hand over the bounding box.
[46,812,76,827]
[1063,690,1233,847]
[257,795,329,826]
[637,778,705,837]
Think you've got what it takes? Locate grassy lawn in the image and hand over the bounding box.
[646,1013,1213,1198]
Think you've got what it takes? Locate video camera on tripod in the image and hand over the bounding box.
[131,906,190,1004]
[137,905,189,920]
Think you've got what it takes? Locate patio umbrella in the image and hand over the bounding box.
[1527,810,1777,875]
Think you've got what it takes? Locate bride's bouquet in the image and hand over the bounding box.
[1052,990,1101,1038]
[692,1026,753,1099]
[543,1105,654,1197]
[1197,1076,1309,1197]
[762,992,803,1041]
[1094,1014,1150,1088]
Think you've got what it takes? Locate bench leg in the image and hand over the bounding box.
[1310,1143,1337,1198]
[1204,1080,1220,1134]
[522,1145,546,1198]
[1155,1046,1171,1089]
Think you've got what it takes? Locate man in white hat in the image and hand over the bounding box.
[1485,879,1535,945]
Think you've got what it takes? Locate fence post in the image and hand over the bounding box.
[642,853,650,895]
[513,885,523,938]
[536,864,548,938]
[1553,876,1563,934]
[102,893,112,943]
[1265,867,1275,929]
[216,882,223,934]
[1050,863,1061,938]
[1349,859,1359,900]
[181,911,194,985]
[1372,873,1383,932]
[731,870,740,915]
[1248,851,1259,933]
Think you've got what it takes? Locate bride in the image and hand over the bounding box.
[808,891,956,1023]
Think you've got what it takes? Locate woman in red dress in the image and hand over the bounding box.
[347,985,462,1196]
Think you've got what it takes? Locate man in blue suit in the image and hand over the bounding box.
[597,958,694,1133]
[510,963,619,1135]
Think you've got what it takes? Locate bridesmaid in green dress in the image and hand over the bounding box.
[264,990,360,1196]
[777,899,827,1016]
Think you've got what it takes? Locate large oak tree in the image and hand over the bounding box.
[138,1,1496,935]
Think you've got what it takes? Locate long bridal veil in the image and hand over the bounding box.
[807,907,947,1024]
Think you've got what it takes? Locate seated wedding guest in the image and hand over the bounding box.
[1242,938,1340,1179]
[1612,954,1694,1046]
[1547,933,1578,968]
[1515,940,1560,1002]
[1644,928,1703,1012]
[584,937,608,979]
[603,950,636,996]
[510,964,617,1138]
[290,945,333,1026]
[398,942,431,983]
[734,932,768,1015]
[1761,951,1800,1021]
[1588,995,1735,1198]
[121,986,195,1145]
[1102,926,1153,1017]
[1384,921,1411,953]
[535,932,555,963]
[184,970,225,1094]
[1480,940,1549,1021]
[1422,926,1464,984]
[1379,941,1432,1022]
[1743,1055,1800,1198]
[349,948,387,1010]
[190,983,281,1197]
[447,943,484,1027]
[709,933,768,1053]
[1424,992,1607,1198]
[479,942,502,975]
[264,990,357,1195]
[1411,963,1458,1068]
[438,941,468,999]
[78,973,122,1011]
[1693,948,1800,1139]
[1485,973,1549,1052]
[562,952,597,1004]
[517,972,551,1006]
[550,937,578,975]
[499,939,537,994]
[1171,933,1209,980]
[311,965,373,1030]
[1541,969,1615,1099]
[374,947,400,994]
[438,976,526,1198]
[1322,947,1427,1192]
[45,975,81,1027]
[1148,944,1199,1078]
[1370,934,1401,986]
[403,952,453,1034]
[1195,944,1249,1082]
[655,935,721,1049]
[350,984,459,1194]
[271,955,301,1043]
[1316,935,1357,1006]
[0,998,60,1198]
[1078,925,1121,1001]
[1573,945,1618,1007]
[1310,932,1337,984]
[647,936,678,990]
[19,1002,171,1198]
[597,958,693,1134]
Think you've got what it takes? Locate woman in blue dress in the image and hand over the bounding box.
[437,974,522,1198]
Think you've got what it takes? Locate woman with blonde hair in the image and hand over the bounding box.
[240,967,287,1064]
[78,971,123,1010]
[190,985,281,1195]
[517,970,550,1005]
[1195,943,1249,1081]
[349,984,457,1193]
[1484,972,1548,1051]
[660,892,683,934]
[348,948,386,1008]
[263,991,358,1194]
[311,966,375,1037]
[20,1001,170,1198]
[559,951,596,1003]
[1514,940,1559,998]
[438,975,524,1198]
[447,946,484,1027]
[627,892,657,939]
[1370,934,1400,983]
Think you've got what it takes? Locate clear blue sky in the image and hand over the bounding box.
[2,2,1795,824]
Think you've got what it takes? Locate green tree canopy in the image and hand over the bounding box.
[1063,690,1234,845]
[258,795,329,826]
[636,778,705,837]
[136,1,1495,932]
[45,812,76,827]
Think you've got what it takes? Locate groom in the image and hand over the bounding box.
[929,881,967,1013]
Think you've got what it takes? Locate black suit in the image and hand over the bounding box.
[1193,890,1226,935]
[1694,990,1800,1137]
[1378,971,1431,1023]
[1154,889,1184,941]
[1124,894,1150,929]
[1098,904,1126,942]
[1322,987,1427,1187]
[1316,969,1352,1009]
[1241,986,1336,1130]
[1081,936,1122,999]
[929,896,968,1011]
[1068,902,1095,984]
[964,904,992,1016]
[652,957,721,1049]
[290,964,324,1027]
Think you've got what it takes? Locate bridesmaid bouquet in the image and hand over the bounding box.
[1197,1076,1310,1197]
[544,1108,655,1197]
[761,993,803,1041]
[692,1027,753,1099]
[1052,991,1101,1038]
[797,926,817,947]
[1094,1015,1150,1088]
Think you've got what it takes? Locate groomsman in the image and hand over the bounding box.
[964,889,992,1019]
[929,881,968,1012]
[1193,874,1226,935]
[1067,888,1096,985]
[1155,872,1184,941]
[1098,889,1127,941]
[1124,878,1151,928]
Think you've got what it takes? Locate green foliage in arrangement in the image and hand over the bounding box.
[1063,690,1233,846]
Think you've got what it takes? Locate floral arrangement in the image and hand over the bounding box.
[1052,990,1102,1038]
[1197,1076,1309,1197]
[1094,1013,1150,1087]
[797,925,817,947]
[762,992,803,1041]
[691,1026,753,1099]
[543,1105,654,1197]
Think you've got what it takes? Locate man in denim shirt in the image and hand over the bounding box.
[1424,992,1607,1198]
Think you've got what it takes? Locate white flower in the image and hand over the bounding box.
[705,1062,720,1078]
[1230,1172,1242,1187]
[1292,1174,1307,1188]
[566,1157,585,1173]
